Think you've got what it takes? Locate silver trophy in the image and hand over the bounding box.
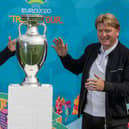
[16,15,47,86]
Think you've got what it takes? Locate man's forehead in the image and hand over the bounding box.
[97,23,115,29]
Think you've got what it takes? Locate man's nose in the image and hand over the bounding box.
[102,31,107,37]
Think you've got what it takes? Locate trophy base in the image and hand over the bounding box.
[22,76,40,87]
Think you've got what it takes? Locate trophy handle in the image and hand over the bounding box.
[18,23,26,37]
[43,40,47,64]
[38,23,47,37]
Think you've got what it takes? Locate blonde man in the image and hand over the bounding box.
[52,13,129,129]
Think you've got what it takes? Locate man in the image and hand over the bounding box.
[52,13,129,129]
[0,36,16,65]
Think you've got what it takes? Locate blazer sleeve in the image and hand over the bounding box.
[0,47,15,65]
[59,47,88,75]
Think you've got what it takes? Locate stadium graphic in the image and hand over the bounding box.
[25,0,46,4]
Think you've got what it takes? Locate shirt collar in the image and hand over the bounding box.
[100,39,118,56]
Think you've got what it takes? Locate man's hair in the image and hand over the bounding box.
[95,13,120,30]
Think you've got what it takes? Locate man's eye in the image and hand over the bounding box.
[98,30,102,32]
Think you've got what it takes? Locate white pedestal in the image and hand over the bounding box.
[8,84,53,129]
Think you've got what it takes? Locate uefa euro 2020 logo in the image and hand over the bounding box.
[21,0,50,14]
[25,0,46,5]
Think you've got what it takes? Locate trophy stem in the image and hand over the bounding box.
[22,64,40,87]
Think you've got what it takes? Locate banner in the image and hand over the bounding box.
[0,0,129,129]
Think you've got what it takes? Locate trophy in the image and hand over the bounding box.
[16,14,47,86]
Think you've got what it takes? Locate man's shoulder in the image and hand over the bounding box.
[118,42,129,53]
[114,42,129,60]
[86,42,100,49]
[85,43,100,53]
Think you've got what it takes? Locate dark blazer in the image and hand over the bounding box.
[60,42,129,127]
[0,47,15,65]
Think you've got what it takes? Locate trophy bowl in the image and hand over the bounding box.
[16,14,47,86]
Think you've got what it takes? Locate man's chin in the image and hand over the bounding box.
[100,41,110,45]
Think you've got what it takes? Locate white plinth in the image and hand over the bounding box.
[8,84,53,129]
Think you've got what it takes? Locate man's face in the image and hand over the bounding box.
[97,23,120,50]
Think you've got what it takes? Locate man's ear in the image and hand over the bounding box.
[118,27,120,32]
[117,27,120,37]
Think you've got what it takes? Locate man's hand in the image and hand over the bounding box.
[8,36,16,52]
[52,37,68,57]
[85,74,105,91]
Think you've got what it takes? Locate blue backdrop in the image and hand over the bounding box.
[0,0,129,125]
